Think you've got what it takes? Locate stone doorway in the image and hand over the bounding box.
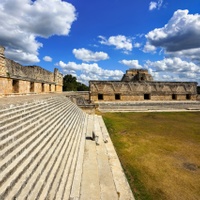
[30,82,34,92]
[42,83,45,92]
[12,80,19,93]
[144,93,151,100]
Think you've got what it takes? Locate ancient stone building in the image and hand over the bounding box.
[89,69,197,102]
[0,46,63,96]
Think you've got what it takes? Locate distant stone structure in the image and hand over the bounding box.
[89,68,197,102]
[0,46,63,96]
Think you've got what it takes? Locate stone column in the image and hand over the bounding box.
[0,46,7,77]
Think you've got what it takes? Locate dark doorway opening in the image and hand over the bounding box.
[186,94,191,100]
[172,94,177,100]
[144,93,150,100]
[49,84,51,92]
[30,82,34,92]
[12,80,19,93]
[42,83,45,92]
[98,94,103,100]
[115,94,121,100]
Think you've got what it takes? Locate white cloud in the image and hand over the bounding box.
[145,9,200,57]
[72,48,109,62]
[149,0,163,11]
[147,57,200,72]
[0,0,77,64]
[143,42,157,53]
[149,2,157,11]
[167,48,200,63]
[57,61,123,84]
[43,56,52,62]
[144,9,200,84]
[119,60,143,69]
[133,42,142,48]
[99,35,133,52]
[146,57,200,83]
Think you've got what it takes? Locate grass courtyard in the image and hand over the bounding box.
[102,112,200,200]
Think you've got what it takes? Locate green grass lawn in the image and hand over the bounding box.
[102,112,200,200]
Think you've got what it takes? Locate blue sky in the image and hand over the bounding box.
[0,0,200,85]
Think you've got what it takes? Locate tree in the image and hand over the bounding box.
[63,74,89,91]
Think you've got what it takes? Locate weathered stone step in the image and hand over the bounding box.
[69,113,88,199]
[98,116,135,200]
[0,102,74,174]
[94,115,118,200]
[0,100,69,151]
[59,113,86,200]
[0,97,58,118]
[8,108,83,199]
[98,101,200,112]
[0,102,81,199]
[0,97,66,132]
[0,103,76,186]
[80,115,101,200]
[39,112,84,200]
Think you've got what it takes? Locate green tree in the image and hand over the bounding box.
[63,74,89,91]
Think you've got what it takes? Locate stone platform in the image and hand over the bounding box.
[97,100,200,112]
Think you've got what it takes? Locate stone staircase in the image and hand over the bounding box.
[0,95,134,200]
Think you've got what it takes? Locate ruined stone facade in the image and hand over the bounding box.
[0,46,63,95]
[89,69,197,102]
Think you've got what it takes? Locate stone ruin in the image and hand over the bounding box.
[0,46,63,96]
[89,68,198,102]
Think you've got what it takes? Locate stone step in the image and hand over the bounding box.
[18,109,83,200]
[0,101,82,199]
[0,102,73,174]
[80,116,101,200]
[0,103,62,137]
[69,113,88,199]
[0,97,65,132]
[0,97,61,128]
[43,112,85,200]
[0,100,68,151]
[0,97,58,118]
[0,102,76,186]
[98,101,200,112]
[98,116,135,200]
[60,112,86,200]
[94,115,118,200]
[0,99,74,170]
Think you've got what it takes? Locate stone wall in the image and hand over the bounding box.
[0,46,63,95]
[89,81,197,102]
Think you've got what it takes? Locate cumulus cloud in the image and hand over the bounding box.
[43,56,52,62]
[146,57,200,82]
[143,9,200,84]
[57,61,123,84]
[147,57,200,72]
[145,9,200,59]
[72,48,109,62]
[167,48,200,62]
[98,35,133,52]
[119,60,143,68]
[0,0,77,64]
